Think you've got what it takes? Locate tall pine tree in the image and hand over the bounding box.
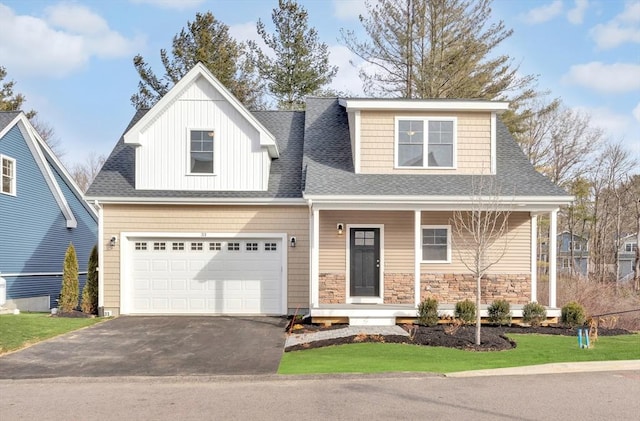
[131,12,264,110]
[248,0,337,110]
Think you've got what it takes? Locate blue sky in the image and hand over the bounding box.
[1,0,639,168]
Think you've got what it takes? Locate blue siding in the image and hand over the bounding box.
[0,124,97,308]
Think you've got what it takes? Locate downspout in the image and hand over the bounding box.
[94,200,105,314]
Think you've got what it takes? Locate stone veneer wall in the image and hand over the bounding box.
[319,273,346,304]
[384,273,414,303]
[420,273,531,304]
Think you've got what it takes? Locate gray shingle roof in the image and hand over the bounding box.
[0,111,21,131]
[88,98,567,200]
[301,98,568,197]
[87,110,305,199]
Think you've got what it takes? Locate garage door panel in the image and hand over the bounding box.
[129,237,283,314]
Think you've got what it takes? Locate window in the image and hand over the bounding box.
[190,242,203,251]
[422,226,450,262]
[246,242,258,251]
[153,242,166,251]
[265,242,277,251]
[227,242,240,251]
[1,155,16,195]
[209,242,221,251]
[569,241,582,251]
[397,118,455,168]
[189,130,214,174]
[172,242,185,251]
[626,243,638,253]
[562,258,571,268]
[135,242,147,250]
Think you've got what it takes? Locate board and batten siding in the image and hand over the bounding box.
[0,125,97,308]
[319,210,414,274]
[102,204,309,311]
[135,76,270,191]
[421,211,531,273]
[358,110,491,175]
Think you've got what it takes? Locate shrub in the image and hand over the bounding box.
[59,243,79,313]
[81,245,99,314]
[522,301,546,327]
[561,301,586,327]
[454,299,476,324]
[417,297,439,326]
[487,299,512,325]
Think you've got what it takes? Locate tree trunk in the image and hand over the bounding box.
[475,274,481,345]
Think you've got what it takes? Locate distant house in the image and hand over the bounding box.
[87,63,572,324]
[557,231,589,277]
[619,233,638,282]
[0,112,98,311]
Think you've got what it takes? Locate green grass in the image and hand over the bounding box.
[278,334,640,374]
[0,313,104,354]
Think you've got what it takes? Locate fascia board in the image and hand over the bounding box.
[83,196,307,205]
[305,194,574,208]
[339,98,510,113]
[124,63,279,157]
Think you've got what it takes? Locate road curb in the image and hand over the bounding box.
[445,360,640,377]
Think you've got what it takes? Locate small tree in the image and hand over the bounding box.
[59,243,79,313]
[452,175,511,345]
[81,245,99,314]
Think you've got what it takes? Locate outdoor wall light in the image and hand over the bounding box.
[290,236,296,248]
[337,223,344,235]
[110,236,118,247]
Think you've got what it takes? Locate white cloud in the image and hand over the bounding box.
[327,44,365,96]
[633,103,640,123]
[129,0,204,10]
[522,0,563,24]
[567,0,588,25]
[0,3,144,78]
[574,105,640,158]
[332,0,368,20]
[563,62,640,93]
[590,1,640,49]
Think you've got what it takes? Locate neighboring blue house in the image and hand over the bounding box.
[0,111,98,311]
[619,233,638,283]
[557,231,589,277]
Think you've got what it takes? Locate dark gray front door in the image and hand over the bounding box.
[350,228,380,297]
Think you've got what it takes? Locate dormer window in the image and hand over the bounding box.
[189,130,214,174]
[396,117,456,168]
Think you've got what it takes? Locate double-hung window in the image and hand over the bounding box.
[189,130,214,174]
[396,118,455,168]
[1,155,16,195]
[422,226,451,262]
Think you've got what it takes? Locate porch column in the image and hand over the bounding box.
[549,210,558,308]
[414,210,422,306]
[310,208,320,308]
[530,214,537,303]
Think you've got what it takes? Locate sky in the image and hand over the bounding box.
[1,0,639,169]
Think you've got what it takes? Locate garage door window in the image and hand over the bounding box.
[154,242,166,250]
[246,242,258,251]
[227,242,240,251]
[209,242,221,251]
[190,242,203,251]
[265,242,277,251]
[135,242,147,250]
[172,242,185,251]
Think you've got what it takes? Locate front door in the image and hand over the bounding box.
[350,228,380,297]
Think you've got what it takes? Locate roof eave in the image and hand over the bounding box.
[338,98,510,113]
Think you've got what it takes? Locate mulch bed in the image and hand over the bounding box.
[286,320,633,352]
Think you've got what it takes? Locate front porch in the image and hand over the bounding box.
[311,303,561,326]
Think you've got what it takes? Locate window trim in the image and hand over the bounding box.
[394,116,457,169]
[421,225,451,263]
[186,128,217,176]
[1,154,16,196]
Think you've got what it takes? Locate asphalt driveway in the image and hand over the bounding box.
[0,316,287,379]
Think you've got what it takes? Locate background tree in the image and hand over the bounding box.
[340,0,538,134]
[131,11,264,109]
[248,0,337,110]
[81,245,99,314]
[71,153,106,193]
[0,66,62,155]
[59,243,79,313]
[451,176,511,345]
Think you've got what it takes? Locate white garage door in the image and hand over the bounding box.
[128,237,283,315]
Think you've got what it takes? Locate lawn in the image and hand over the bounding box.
[0,313,105,354]
[278,333,640,374]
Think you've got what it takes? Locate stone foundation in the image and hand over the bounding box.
[319,273,346,304]
[383,273,414,304]
[420,273,531,304]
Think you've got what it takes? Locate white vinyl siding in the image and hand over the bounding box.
[135,76,270,191]
[1,155,16,195]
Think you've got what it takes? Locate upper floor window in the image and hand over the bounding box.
[1,155,16,195]
[189,130,214,174]
[569,241,583,251]
[396,118,456,168]
[625,242,638,253]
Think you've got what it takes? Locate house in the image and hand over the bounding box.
[553,231,589,277]
[619,233,638,282]
[0,112,98,311]
[86,63,572,324]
